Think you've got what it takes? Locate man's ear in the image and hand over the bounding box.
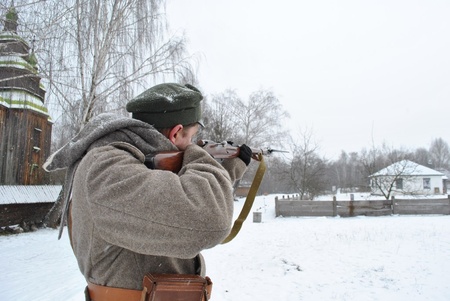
[168,124,184,144]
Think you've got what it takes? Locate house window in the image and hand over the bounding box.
[33,127,41,147]
[395,178,403,190]
[423,178,431,189]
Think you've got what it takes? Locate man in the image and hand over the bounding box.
[43,83,251,300]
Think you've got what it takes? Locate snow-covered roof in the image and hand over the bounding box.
[0,185,61,205]
[370,160,444,177]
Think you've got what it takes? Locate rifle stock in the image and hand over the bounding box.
[144,151,184,172]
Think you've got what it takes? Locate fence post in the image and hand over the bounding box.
[332,196,337,217]
[391,196,395,214]
[275,196,279,217]
[447,195,450,215]
[349,194,354,216]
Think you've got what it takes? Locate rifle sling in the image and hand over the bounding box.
[221,154,266,244]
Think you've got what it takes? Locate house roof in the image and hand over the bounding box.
[369,160,445,177]
[0,185,61,205]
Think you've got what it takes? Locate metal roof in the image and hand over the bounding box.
[0,185,61,205]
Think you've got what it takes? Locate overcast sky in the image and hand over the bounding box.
[166,0,450,159]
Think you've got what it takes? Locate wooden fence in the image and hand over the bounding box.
[275,195,450,217]
[0,203,54,227]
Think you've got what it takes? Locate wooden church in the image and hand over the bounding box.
[0,6,52,185]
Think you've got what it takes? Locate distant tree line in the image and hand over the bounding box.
[200,90,450,199]
[264,136,450,199]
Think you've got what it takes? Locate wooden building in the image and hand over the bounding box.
[0,6,52,185]
[0,185,61,227]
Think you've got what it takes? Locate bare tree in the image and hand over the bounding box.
[201,89,240,142]
[286,128,327,200]
[231,89,289,147]
[360,143,413,178]
[201,88,289,148]
[429,137,450,170]
[413,147,432,167]
[10,0,196,150]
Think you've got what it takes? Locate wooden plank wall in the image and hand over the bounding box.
[275,196,450,217]
[393,199,450,215]
[0,203,54,227]
[0,108,52,185]
[0,106,6,181]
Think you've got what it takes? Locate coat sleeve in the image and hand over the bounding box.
[74,144,240,259]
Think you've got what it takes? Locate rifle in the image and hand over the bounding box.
[145,139,288,173]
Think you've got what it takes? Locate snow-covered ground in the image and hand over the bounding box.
[1,193,450,301]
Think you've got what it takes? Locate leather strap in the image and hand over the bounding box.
[222,153,266,244]
[87,278,212,301]
[142,274,212,301]
[87,282,142,301]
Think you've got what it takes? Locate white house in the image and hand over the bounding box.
[369,160,447,196]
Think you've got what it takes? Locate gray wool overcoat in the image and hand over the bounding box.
[44,113,247,290]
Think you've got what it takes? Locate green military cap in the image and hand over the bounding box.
[126,83,203,128]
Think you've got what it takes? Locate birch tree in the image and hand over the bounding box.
[231,89,289,147]
[7,0,196,149]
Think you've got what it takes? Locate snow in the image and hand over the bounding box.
[1,194,450,301]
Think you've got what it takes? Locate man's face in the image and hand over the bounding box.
[173,124,200,151]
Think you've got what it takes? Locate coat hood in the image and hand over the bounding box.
[43,113,177,239]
